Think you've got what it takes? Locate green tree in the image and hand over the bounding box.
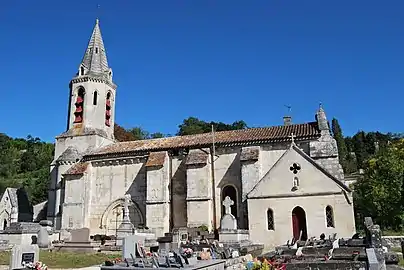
[128,127,150,140]
[177,117,248,136]
[353,138,404,230]
[177,117,209,136]
[150,132,165,139]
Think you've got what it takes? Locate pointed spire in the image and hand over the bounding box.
[79,19,110,79]
[316,103,330,133]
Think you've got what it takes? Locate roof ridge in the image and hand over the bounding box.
[87,121,321,157]
[114,121,319,145]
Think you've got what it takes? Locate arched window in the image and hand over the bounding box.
[73,88,85,123]
[267,209,274,230]
[80,66,84,76]
[105,92,112,126]
[325,205,334,228]
[93,91,98,105]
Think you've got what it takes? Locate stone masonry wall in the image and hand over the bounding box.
[309,133,345,180]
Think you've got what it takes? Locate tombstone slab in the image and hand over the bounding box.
[70,228,90,242]
[122,234,146,260]
[10,244,39,270]
[37,220,53,248]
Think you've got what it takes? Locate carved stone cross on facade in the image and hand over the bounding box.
[222,196,234,215]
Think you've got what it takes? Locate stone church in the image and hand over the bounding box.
[46,19,356,250]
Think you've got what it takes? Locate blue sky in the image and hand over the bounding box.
[1,0,403,142]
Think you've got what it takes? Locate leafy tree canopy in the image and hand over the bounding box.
[353,138,404,230]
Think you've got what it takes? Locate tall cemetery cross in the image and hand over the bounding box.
[222,196,234,215]
[123,194,131,220]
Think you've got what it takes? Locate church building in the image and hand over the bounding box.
[47,19,356,250]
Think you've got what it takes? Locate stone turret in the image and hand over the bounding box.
[310,104,345,180]
[315,103,330,135]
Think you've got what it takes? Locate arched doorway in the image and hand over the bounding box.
[221,185,238,219]
[101,198,144,236]
[292,206,307,241]
[3,220,7,230]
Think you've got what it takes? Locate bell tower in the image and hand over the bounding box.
[47,19,117,229]
[67,18,116,139]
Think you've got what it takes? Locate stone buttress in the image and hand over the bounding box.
[240,146,261,229]
[185,149,214,231]
[145,151,170,237]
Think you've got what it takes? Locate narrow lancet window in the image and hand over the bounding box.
[267,208,274,230]
[93,91,98,105]
[105,92,112,126]
[325,205,335,228]
[73,88,85,123]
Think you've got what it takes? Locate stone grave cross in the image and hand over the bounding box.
[123,194,131,221]
[223,196,234,215]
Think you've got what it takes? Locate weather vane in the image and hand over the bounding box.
[96,4,101,20]
[284,104,292,114]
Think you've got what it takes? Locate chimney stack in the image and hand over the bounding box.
[283,116,292,126]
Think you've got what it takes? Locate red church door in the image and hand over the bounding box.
[292,213,299,240]
[291,206,308,241]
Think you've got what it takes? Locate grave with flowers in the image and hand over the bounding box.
[252,217,401,270]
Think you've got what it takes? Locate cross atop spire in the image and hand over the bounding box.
[79,19,111,79]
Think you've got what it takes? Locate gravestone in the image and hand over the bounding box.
[366,248,380,270]
[122,234,146,260]
[37,220,52,248]
[364,216,386,270]
[70,227,90,242]
[220,196,237,230]
[9,244,39,270]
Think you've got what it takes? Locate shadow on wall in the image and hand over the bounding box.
[17,188,34,222]
[126,163,147,220]
[171,158,187,228]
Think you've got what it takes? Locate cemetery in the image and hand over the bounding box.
[0,194,402,269]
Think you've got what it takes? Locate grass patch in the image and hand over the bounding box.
[0,251,120,268]
[382,230,404,236]
[390,247,404,267]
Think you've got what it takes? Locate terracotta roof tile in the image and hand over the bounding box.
[240,146,260,161]
[63,162,89,175]
[145,152,167,167]
[87,122,320,158]
[186,149,209,165]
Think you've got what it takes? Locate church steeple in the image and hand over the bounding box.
[78,19,112,80]
[66,19,117,140]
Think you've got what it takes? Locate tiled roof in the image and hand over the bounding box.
[240,146,260,161]
[145,152,167,167]
[63,162,89,175]
[57,146,81,162]
[87,122,321,158]
[185,149,209,165]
